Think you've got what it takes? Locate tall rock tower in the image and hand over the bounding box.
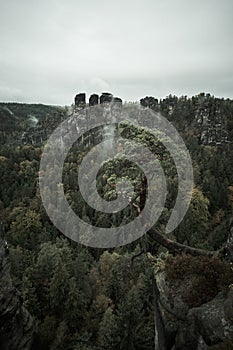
[74,93,86,108]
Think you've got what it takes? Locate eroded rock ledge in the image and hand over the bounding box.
[0,236,40,350]
[155,269,233,350]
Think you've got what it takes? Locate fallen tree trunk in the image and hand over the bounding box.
[147,227,216,257]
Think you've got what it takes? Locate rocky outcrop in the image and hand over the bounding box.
[89,94,99,106]
[100,92,113,104]
[0,231,40,350]
[75,92,121,108]
[74,93,86,108]
[112,97,122,105]
[155,270,233,349]
[174,291,233,349]
[194,93,229,147]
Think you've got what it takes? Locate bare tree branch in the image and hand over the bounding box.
[130,250,145,267]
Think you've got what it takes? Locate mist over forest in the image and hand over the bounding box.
[0,92,233,349]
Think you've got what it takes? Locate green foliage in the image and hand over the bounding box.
[174,187,210,246]
[98,307,119,349]
[1,94,233,348]
[165,254,233,307]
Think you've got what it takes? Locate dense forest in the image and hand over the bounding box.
[0,93,233,349]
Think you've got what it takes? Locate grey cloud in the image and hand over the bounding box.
[0,0,232,104]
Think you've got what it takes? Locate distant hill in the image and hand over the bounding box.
[0,102,65,144]
[1,93,233,147]
[0,102,60,120]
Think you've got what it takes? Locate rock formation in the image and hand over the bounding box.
[194,94,229,147]
[74,93,86,108]
[112,97,122,105]
[0,225,40,350]
[74,92,121,108]
[154,269,233,349]
[89,94,99,106]
[100,92,113,104]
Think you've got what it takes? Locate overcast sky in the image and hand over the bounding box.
[0,0,232,105]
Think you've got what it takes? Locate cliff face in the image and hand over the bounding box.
[0,236,40,350]
[155,271,233,350]
[194,94,229,147]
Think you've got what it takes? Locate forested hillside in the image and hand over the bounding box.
[0,94,232,350]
